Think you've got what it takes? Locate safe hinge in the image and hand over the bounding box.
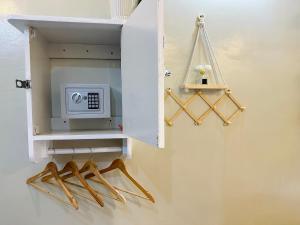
[16,79,31,89]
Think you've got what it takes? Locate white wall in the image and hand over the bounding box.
[0,0,300,225]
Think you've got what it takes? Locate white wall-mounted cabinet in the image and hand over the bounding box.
[8,0,164,162]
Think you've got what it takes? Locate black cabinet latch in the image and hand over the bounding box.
[16,79,31,89]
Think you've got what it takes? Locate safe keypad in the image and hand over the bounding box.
[88,93,100,109]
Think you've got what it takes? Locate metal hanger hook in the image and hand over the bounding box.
[89,148,93,161]
[72,148,75,161]
[50,149,54,161]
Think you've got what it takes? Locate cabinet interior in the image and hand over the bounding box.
[29,23,124,137]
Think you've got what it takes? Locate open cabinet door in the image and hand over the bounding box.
[121,0,164,148]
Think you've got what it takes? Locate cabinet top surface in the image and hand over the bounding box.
[8,15,124,31]
[7,15,124,45]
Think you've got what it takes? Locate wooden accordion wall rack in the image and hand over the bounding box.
[165,15,245,126]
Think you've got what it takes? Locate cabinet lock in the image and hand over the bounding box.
[165,70,172,77]
[16,79,31,89]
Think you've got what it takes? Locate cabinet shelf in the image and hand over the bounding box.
[33,130,127,141]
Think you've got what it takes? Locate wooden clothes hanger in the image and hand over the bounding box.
[62,180,120,201]
[26,162,79,209]
[62,160,126,203]
[89,178,151,201]
[45,180,104,206]
[41,160,104,207]
[85,159,155,203]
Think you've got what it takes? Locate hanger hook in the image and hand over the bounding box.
[50,148,54,162]
[72,148,75,161]
[89,148,93,161]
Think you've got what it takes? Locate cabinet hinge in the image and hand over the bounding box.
[16,79,31,89]
[29,27,36,40]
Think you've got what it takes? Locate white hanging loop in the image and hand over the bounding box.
[197,15,205,26]
[182,15,227,90]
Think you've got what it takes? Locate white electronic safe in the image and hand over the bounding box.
[61,84,111,119]
[9,0,165,162]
